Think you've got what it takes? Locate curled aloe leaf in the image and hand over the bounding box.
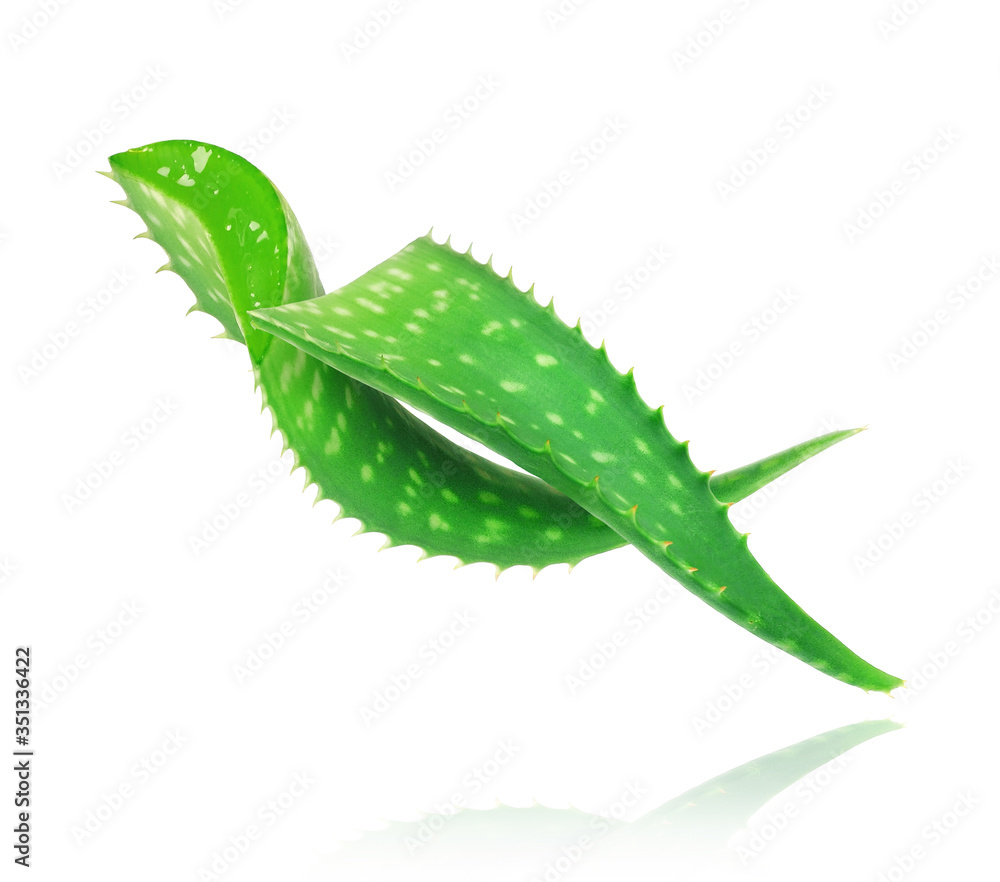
[108,141,620,571]
[107,140,901,692]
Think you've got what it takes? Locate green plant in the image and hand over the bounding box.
[106,140,901,693]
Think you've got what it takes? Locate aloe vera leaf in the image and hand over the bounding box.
[251,236,902,692]
[107,141,626,571]
[106,140,858,573]
[710,427,865,503]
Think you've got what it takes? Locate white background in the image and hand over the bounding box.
[2,1,998,879]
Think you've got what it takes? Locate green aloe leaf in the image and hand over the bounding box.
[108,141,622,571]
[710,427,865,503]
[250,234,901,692]
[107,140,901,691]
[106,140,858,568]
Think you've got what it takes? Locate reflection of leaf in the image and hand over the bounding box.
[611,718,902,853]
[315,719,899,878]
[108,139,901,692]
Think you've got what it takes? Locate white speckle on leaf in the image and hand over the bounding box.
[191,146,212,173]
[325,428,341,454]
